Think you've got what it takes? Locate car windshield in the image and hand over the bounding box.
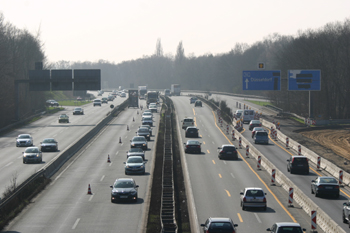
[127,157,143,163]
[251,120,260,124]
[74,108,81,111]
[223,146,236,152]
[143,117,152,120]
[187,141,200,145]
[19,135,30,139]
[140,126,150,129]
[129,148,143,153]
[277,227,303,233]
[184,119,193,122]
[25,148,39,153]
[133,137,146,142]
[60,114,67,117]
[246,190,264,197]
[43,139,55,143]
[319,177,337,183]
[114,181,135,188]
[209,222,233,230]
[138,128,148,133]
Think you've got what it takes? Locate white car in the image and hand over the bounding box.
[266,222,305,232]
[181,117,194,129]
[16,134,33,147]
[142,112,153,118]
[120,92,126,97]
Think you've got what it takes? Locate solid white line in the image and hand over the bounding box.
[116,151,119,155]
[100,175,105,181]
[212,141,215,144]
[89,195,94,202]
[72,218,80,229]
[208,135,211,137]
[223,161,227,165]
[109,162,113,166]
[231,173,235,179]
[5,162,13,167]
[254,213,262,223]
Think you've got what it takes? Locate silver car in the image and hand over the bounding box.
[140,125,152,136]
[23,147,42,163]
[124,156,146,175]
[136,127,150,141]
[16,134,33,147]
[130,136,148,150]
[142,116,153,126]
[126,148,145,160]
[240,187,267,211]
[40,138,58,152]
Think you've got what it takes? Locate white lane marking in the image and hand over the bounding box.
[212,141,215,144]
[18,156,22,159]
[53,134,57,137]
[254,213,262,223]
[72,218,80,229]
[208,135,211,137]
[231,173,235,179]
[116,151,119,155]
[109,162,113,167]
[100,175,105,182]
[5,162,13,167]
[89,195,94,202]
[223,161,227,165]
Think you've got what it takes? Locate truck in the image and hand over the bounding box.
[128,89,139,108]
[138,86,147,99]
[146,91,159,106]
[171,84,181,96]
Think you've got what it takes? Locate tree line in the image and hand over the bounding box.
[1,14,350,129]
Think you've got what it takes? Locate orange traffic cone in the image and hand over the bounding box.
[87,184,92,195]
[127,125,129,131]
[137,110,139,115]
[107,154,111,163]
[133,117,135,122]
[119,137,122,143]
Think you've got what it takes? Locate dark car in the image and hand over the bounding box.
[136,127,151,141]
[253,131,269,145]
[185,127,199,138]
[190,97,197,104]
[73,107,84,115]
[249,120,262,130]
[200,217,238,233]
[126,148,145,160]
[58,114,69,123]
[130,136,148,150]
[46,99,59,107]
[311,176,339,198]
[40,138,58,152]
[110,178,139,203]
[101,97,108,103]
[287,156,309,174]
[218,145,238,160]
[184,140,201,154]
[251,127,265,138]
[124,156,146,175]
[195,100,202,107]
[23,147,42,164]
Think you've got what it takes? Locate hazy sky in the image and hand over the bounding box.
[1,0,349,64]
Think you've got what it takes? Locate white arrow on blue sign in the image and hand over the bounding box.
[242,70,281,91]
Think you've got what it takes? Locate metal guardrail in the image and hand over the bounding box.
[160,102,177,233]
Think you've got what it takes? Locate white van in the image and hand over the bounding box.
[242,109,255,123]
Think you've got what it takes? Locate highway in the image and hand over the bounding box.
[3,98,158,233]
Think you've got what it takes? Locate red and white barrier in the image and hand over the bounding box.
[298,145,301,155]
[288,187,294,206]
[277,123,280,130]
[339,170,343,186]
[271,169,276,185]
[311,210,317,231]
[239,137,242,149]
[270,127,274,139]
[220,119,222,127]
[274,130,277,140]
[257,156,261,169]
[317,157,321,170]
[119,137,122,143]
[286,137,289,148]
[232,130,235,141]
[246,145,249,157]
[226,124,229,134]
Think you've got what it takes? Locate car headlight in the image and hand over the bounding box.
[143,144,146,146]
[112,191,118,194]
[140,165,144,168]
[147,135,149,137]
[23,154,26,157]
[126,165,130,168]
[131,144,135,146]
[36,154,40,157]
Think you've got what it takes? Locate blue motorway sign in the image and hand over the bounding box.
[242,70,281,91]
[288,70,321,91]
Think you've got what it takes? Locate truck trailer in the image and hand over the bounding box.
[171,84,181,96]
[138,86,147,99]
[128,89,139,108]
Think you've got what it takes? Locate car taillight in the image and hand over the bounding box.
[186,145,189,148]
[192,122,194,125]
[335,185,339,189]
[318,185,323,189]
[219,151,224,154]
[243,197,246,202]
[263,197,266,202]
[197,146,200,148]
[259,124,261,126]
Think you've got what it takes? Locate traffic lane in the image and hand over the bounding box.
[173,99,299,232]
[240,121,349,231]
[5,107,157,233]
[0,98,126,196]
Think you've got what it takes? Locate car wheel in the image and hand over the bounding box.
[39,158,42,163]
[263,206,267,211]
[315,192,319,197]
[134,196,138,203]
[343,212,347,223]
[335,193,339,198]
[311,187,314,194]
[143,171,145,175]
[111,198,114,203]
[242,203,245,210]
[198,150,201,154]
[125,171,128,175]
[23,160,25,164]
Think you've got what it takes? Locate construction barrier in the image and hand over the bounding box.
[339,170,343,186]
[239,137,242,149]
[271,169,276,185]
[88,184,92,195]
[311,210,317,231]
[232,130,235,141]
[107,154,111,163]
[257,156,261,169]
[286,137,289,148]
[288,187,294,206]
[119,137,122,143]
[226,124,229,134]
[298,145,301,155]
[246,145,249,157]
[274,130,277,140]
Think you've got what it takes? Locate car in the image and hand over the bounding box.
[120,92,126,97]
[16,134,33,147]
[142,112,153,118]
[184,140,201,154]
[218,144,238,160]
[124,156,146,175]
[200,217,238,233]
[242,109,255,123]
[240,187,267,211]
[46,99,59,107]
[142,116,153,126]
[182,117,194,129]
[93,99,101,106]
[76,96,83,101]
[40,138,58,152]
[249,120,262,130]
[144,109,152,114]
[251,127,265,138]
[253,131,269,144]
[140,125,152,136]
[73,107,84,115]
[130,136,148,150]
[287,156,309,174]
[311,176,339,198]
[343,200,350,224]
[23,146,42,163]
[266,222,306,233]
[102,97,108,103]
[194,100,202,107]
[190,97,197,104]
[235,110,243,119]
[110,178,139,203]
[97,91,102,96]
[126,148,145,160]
[107,95,114,101]
[164,89,171,96]
[185,126,199,138]
[149,103,157,113]
[136,127,151,141]
[58,114,69,123]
